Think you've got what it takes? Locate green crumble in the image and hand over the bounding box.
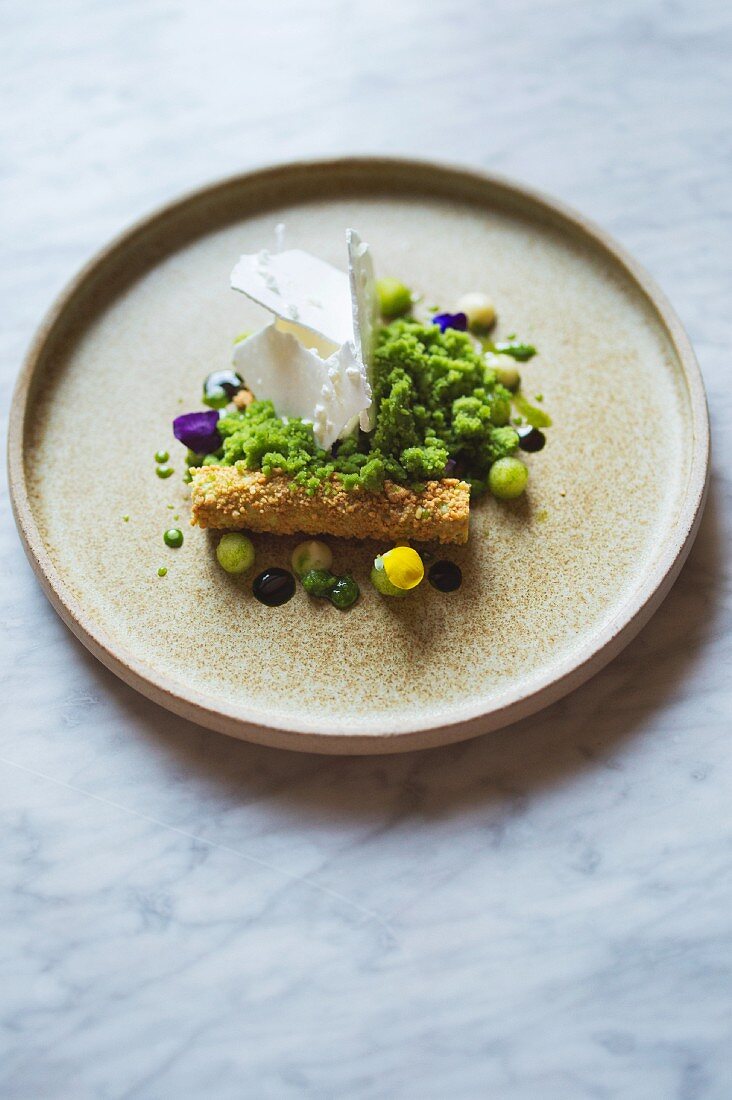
[208,319,521,497]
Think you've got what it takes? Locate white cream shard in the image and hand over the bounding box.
[346,228,378,431]
[233,324,371,449]
[230,248,353,347]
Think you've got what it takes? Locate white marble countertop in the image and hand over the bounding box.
[2,1,731,1096]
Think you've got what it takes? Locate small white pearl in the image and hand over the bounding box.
[456,292,496,332]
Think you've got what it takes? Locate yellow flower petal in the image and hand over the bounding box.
[381,547,425,590]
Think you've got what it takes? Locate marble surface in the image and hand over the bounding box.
[1,0,731,1096]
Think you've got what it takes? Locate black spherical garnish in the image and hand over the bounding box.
[516,426,546,452]
[428,560,462,592]
[253,568,296,607]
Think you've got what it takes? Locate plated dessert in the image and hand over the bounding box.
[167,228,550,608]
[12,158,704,750]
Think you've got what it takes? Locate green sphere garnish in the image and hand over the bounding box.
[376,278,412,319]
[163,527,184,548]
[329,575,359,610]
[488,457,528,500]
[202,386,229,409]
[157,566,168,577]
[156,465,174,479]
[301,569,338,597]
[216,532,255,574]
[291,539,333,577]
[155,450,169,463]
[370,560,409,597]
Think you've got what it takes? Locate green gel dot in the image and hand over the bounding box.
[163,527,184,548]
[157,566,168,577]
[156,465,174,479]
[122,515,129,522]
[155,450,169,463]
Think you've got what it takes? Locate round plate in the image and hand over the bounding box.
[8,158,709,754]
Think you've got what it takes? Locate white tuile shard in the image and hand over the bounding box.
[346,228,378,430]
[230,248,353,347]
[230,228,377,443]
[233,324,371,450]
[274,317,339,361]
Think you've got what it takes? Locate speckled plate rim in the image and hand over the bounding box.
[8,157,710,754]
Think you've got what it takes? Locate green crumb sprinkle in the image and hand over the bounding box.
[173,514,179,521]
[536,508,549,523]
[122,514,130,522]
[214,318,528,498]
[167,503,174,510]
[157,566,168,577]
[534,394,544,402]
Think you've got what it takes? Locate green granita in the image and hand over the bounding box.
[209,318,522,497]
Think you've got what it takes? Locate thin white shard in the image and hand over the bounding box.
[230,248,353,347]
[347,228,378,430]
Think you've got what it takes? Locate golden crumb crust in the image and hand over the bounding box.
[190,467,470,544]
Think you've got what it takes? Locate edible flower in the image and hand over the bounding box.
[380,546,425,591]
[432,311,468,333]
[173,410,221,455]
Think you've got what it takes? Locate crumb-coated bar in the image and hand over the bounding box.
[190,467,470,544]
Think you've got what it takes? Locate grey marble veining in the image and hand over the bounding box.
[1,1,731,1097]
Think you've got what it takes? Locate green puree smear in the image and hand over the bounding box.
[205,319,529,497]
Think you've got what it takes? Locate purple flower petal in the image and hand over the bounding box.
[173,410,221,454]
[432,311,468,333]
[444,458,457,475]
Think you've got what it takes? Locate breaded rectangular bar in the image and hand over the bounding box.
[190,467,470,544]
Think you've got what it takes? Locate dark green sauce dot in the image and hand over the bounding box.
[155,450,169,463]
[329,575,359,609]
[301,569,337,597]
[163,527,183,548]
[157,566,168,577]
[156,465,174,479]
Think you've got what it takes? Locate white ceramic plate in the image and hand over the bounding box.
[8,158,709,753]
